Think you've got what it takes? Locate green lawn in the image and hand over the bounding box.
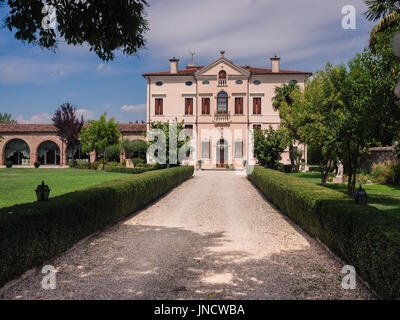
[0,168,130,209]
[291,172,400,218]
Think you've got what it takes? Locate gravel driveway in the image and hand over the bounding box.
[1,170,374,300]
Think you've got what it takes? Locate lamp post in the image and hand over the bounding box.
[35,180,51,201]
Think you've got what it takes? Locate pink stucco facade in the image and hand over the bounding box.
[144,52,311,169]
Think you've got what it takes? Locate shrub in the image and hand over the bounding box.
[131,158,145,166]
[5,161,12,168]
[103,165,156,174]
[34,161,40,169]
[382,161,400,186]
[74,160,91,170]
[89,161,100,170]
[248,166,400,299]
[372,161,400,185]
[105,144,122,162]
[0,166,194,288]
[68,160,77,168]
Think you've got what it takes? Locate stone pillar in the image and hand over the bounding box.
[90,151,96,163]
[120,150,126,164]
[61,145,68,167]
[30,151,36,166]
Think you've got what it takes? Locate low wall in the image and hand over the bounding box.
[360,146,399,172]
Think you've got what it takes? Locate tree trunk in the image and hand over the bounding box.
[71,147,74,168]
[289,144,296,172]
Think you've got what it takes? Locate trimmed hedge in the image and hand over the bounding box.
[0,166,194,288]
[248,166,400,299]
[103,164,156,174]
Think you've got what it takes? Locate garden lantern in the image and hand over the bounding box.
[35,180,51,202]
[354,185,367,205]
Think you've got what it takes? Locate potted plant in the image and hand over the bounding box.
[197,160,203,170]
[34,161,41,168]
[5,161,12,168]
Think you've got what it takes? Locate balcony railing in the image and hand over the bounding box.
[214,112,231,123]
[218,79,227,87]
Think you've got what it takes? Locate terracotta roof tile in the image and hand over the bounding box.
[143,65,311,76]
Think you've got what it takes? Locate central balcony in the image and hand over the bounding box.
[213,112,231,124]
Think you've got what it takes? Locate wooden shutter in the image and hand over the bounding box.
[185,98,193,115]
[155,98,163,115]
[253,98,261,114]
[235,98,243,114]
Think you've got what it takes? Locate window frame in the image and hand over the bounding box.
[185,98,194,115]
[155,98,163,115]
[253,97,262,115]
[202,97,210,115]
[235,97,244,115]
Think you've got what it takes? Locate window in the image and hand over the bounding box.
[217,91,228,114]
[236,80,243,85]
[235,97,243,115]
[253,124,262,131]
[253,80,261,85]
[202,80,210,85]
[218,70,227,86]
[155,81,163,86]
[202,98,210,115]
[185,98,193,115]
[185,81,193,86]
[235,141,243,158]
[202,141,210,159]
[253,97,261,115]
[185,124,193,137]
[155,98,163,115]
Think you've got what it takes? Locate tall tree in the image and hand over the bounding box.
[272,82,301,172]
[0,112,17,124]
[1,0,149,61]
[79,113,121,169]
[51,103,84,167]
[365,0,400,51]
[293,65,345,186]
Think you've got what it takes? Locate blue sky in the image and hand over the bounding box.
[0,0,374,124]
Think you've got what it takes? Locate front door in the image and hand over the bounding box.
[217,139,228,168]
[219,144,225,167]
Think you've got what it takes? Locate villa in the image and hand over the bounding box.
[0,52,311,168]
[143,51,311,169]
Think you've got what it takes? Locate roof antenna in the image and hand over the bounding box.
[188,50,196,66]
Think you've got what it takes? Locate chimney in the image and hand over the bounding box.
[169,57,179,74]
[270,55,280,73]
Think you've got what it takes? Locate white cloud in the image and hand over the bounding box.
[145,0,372,67]
[76,109,95,121]
[121,104,146,112]
[97,63,112,72]
[0,57,89,84]
[16,113,52,124]
[15,109,94,123]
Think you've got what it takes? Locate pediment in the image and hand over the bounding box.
[195,56,250,78]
